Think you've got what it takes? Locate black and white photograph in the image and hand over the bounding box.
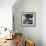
[21,12,36,27]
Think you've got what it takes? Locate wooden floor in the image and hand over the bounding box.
[0,39,16,46]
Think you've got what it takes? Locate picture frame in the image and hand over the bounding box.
[21,12,36,27]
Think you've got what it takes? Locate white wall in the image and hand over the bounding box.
[41,0,46,46]
[0,0,16,29]
[13,0,46,46]
[13,0,42,46]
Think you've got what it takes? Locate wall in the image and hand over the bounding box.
[13,0,42,46]
[0,0,16,29]
[41,0,46,46]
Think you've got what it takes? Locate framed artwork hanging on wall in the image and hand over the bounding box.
[21,12,36,27]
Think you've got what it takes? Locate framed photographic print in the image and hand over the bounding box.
[21,12,36,27]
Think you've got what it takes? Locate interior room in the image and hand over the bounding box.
[0,0,46,46]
